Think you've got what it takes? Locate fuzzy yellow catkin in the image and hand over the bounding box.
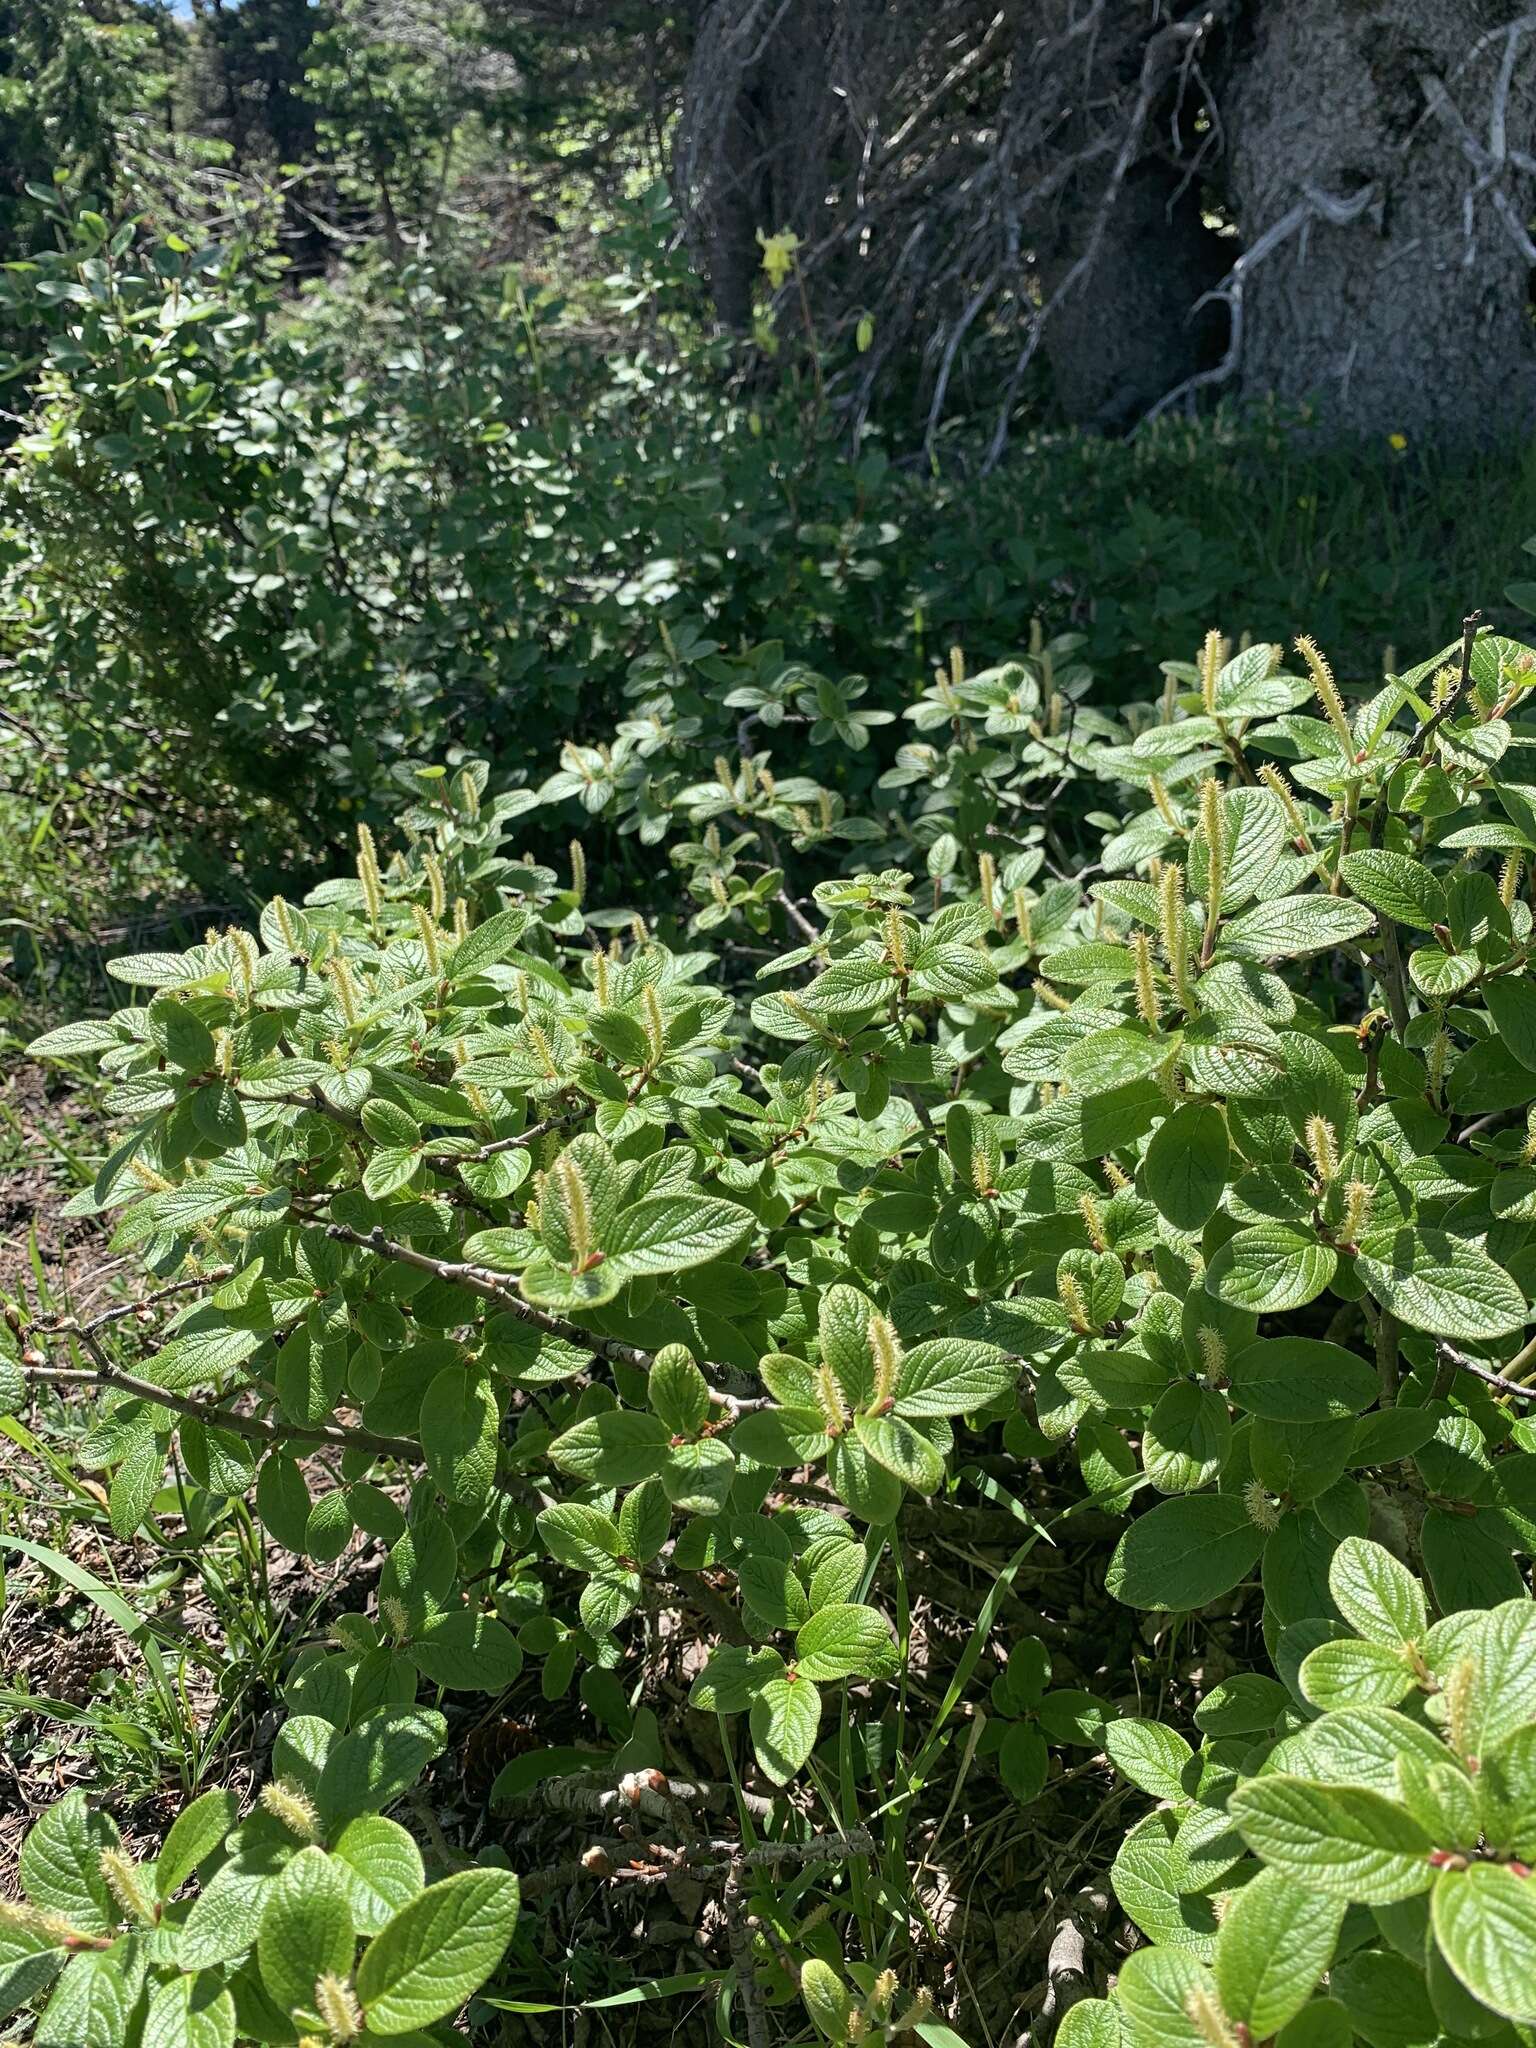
[98,1849,153,1924]
[1500,854,1524,908]
[327,955,360,1026]
[1243,1478,1282,1533]
[884,906,908,972]
[714,755,735,795]
[1077,1192,1107,1251]
[410,903,444,978]
[971,1149,994,1200]
[1101,1158,1131,1192]
[867,1313,902,1409]
[591,951,610,1006]
[643,983,666,1061]
[1148,774,1179,829]
[977,850,998,919]
[949,645,965,688]
[552,1152,593,1264]
[272,895,297,950]
[225,925,259,994]
[1295,634,1354,748]
[260,1779,321,1841]
[1198,776,1226,918]
[1184,1985,1239,2048]
[422,849,446,921]
[814,1360,845,1435]
[1159,863,1195,1009]
[1444,1656,1476,1759]
[1197,1327,1226,1377]
[817,789,834,830]
[1012,888,1033,946]
[1031,978,1071,1013]
[314,1974,363,2042]
[1131,932,1161,1030]
[527,1017,560,1080]
[1522,1109,1536,1166]
[710,875,730,908]
[1306,1114,1340,1183]
[0,1898,84,1945]
[1340,1179,1374,1243]
[1199,627,1225,716]
[355,823,382,929]
[1258,762,1310,841]
[630,912,649,946]
[568,839,586,908]
[1057,1271,1091,1331]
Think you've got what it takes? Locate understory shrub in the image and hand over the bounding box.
[6,193,1536,899]
[11,616,1536,2039]
[0,1701,521,2046]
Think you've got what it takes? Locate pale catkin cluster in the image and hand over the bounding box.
[1295,633,1354,748]
[260,1779,320,1842]
[868,1312,902,1409]
[314,1973,363,2041]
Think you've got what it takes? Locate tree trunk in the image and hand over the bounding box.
[674,0,834,333]
[1039,158,1230,434]
[1224,0,1536,444]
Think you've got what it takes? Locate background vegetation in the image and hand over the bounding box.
[3,4,1536,2046]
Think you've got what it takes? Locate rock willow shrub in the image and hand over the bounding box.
[0,1703,519,2046]
[14,622,1536,2027]
[1074,1543,1536,2046]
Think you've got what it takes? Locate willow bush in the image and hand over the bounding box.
[12,618,1536,2042]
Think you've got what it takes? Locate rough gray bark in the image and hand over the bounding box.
[1038,158,1229,434]
[1223,0,1536,442]
[668,0,1536,446]
[673,0,835,333]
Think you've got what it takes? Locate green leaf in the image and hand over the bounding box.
[647,1345,710,1435]
[737,1554,812,1632]
[1205,1224,1337,1314]
[1102,1718,1193,1800]
[606,1194,753,1274]
[1228,1776,1434,1903]
[1328,1538,1426,1648]
[1113,1946,1214,2047]
[1226,1339,1380,1422]
[1338,851,1446,929]
[409,1612,522,1692]
[1484,975,1536,1073]
[1107,1494,1266,1611]
[1141,1102,1229,1232]
[37,1950,137,2048]
[853,1411,945,1492]
[1430,1864,1536,2022]
[1356,1227,1526,1340]
[688,1645,785,1714]
[1141,1382,1230,1494]
[20,1790,120,1934]
[892,1338,1013,1417]
[142,1973,236,2048]
[794,1603,897,1682]
[536,1501,622,1572]
[355,1869,520,2034]
[1220,895,1375,961]
[750,1676,821,1783]
[257,1846,354,2018]
[419,1370,498,1507]
[332,1817,425,1937]
[1213,1868,1343,2038]
[548,1412,670,1486]
[317,1707,447,1829]
[157,1789,238,1899]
